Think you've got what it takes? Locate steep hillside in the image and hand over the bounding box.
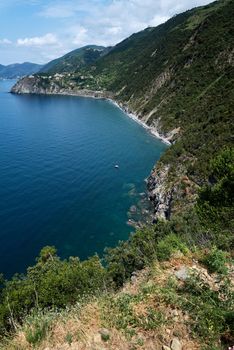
[0,62,42,78]
[1,247,233,350]
[11,0,234,223]
[4,2,234,349]
[40,45,108,74]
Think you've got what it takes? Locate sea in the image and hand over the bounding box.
[0,79,166,278]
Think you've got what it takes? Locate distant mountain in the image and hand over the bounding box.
[40,45,109,74]
[0,62,43,79]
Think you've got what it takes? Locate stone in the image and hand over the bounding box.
[171,337,182,350]
[93,333,102,343]
[99,328,110,342]
[171,310,179,316]
[131,275,137,283]
[130,205,137,213]
[162,346,171,350]
[174,266,189,281]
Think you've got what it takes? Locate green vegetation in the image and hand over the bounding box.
[24,311,53,346]
[0,146,232,346]
[197,147,234,243]
[0,248,106,334]
[13,0,233,216]
[202,247,229,275]
[40,45,108,74]
[2,243,231,349]
[102,292,166,337]
[155,269,233,347]
[6,0,234,348]
[0,181,232,347]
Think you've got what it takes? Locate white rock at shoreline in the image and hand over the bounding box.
[107,99,171,145]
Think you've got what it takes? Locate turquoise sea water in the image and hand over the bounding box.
[0,80,166,277]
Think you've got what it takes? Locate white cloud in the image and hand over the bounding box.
[17,33,59,47]
[40,0,213,54]
[0,38,12,45]
[149,15,170,27]
[1,0,213,64]
[106,27,122,36]
[70,26,88,46]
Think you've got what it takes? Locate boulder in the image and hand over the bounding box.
[162,346,171,350]
[99,328,110,342]
[171,337,182,350]
[174,266,189,281]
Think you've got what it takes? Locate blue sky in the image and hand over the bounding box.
[0,0,213,65]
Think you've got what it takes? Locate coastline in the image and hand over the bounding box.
[107,99,171,145]
[61,91,171,145]
[11,81,172,222]
[11,83,171,145]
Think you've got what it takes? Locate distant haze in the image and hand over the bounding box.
[0,62,42,78]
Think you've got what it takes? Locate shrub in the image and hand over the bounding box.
[24,311,53,346]
[197,147,234,249]
[156,234,188,261]
[179,273,233,343]
[0,250,106,333]
[202,247,228,274]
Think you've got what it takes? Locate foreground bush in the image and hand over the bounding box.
[0,247,106,333]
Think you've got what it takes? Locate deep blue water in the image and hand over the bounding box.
[0,80,166,277]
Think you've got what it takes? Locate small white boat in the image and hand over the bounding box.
[115,164,119,169]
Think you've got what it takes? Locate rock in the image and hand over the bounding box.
[171,310,179,317]
[147,164,173,220]
[171,337,182,350]
[162,346,171,350]
[131,275,137,283]
[99,328,110,342]
[93,333,102,343]
[127,219,137,227]
[131,271,138,283]
[171,310,179,321]
[130,205,137,213]
[174,266,189,281]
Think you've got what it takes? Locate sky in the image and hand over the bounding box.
[0,0,213,65]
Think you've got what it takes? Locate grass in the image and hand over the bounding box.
[1,249,233,349]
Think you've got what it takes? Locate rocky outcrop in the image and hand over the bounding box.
[11,75,56,94]
[147,164,174,221]
[11,75,114,99]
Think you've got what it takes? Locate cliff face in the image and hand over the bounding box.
[11,76,49,94]
[11,0,234,221]
[147,164,173,221]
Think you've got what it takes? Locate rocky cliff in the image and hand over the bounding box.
[11,75,113,99]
